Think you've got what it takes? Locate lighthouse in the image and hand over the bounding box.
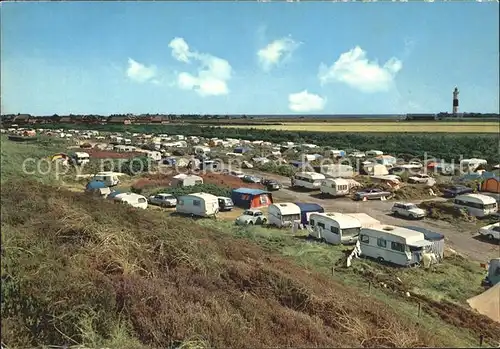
[452,87,459,116]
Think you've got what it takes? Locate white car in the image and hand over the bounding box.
[391,202,426,219]
[235,209,268,226]
[479,222,500,241]
[148,193,177,207]
[408,173,436,186]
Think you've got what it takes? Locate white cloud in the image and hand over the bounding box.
[168,37,232,97]
[318,46,403,93]
[168,37,191,63]
[257,37,300,71]
[126,58,157,83]
[288,90,326,112]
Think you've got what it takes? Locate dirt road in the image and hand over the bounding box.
[245,168,499,262]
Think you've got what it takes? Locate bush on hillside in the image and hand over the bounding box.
[121,156,151,176]
[257,162,295,177]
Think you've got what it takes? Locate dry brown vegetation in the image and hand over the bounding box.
[1,179,456,348]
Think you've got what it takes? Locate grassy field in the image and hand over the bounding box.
[2,137,500,348]
[222,121,498,133]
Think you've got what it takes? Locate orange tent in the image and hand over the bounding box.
[481,178,500,194]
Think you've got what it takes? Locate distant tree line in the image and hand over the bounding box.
[40,123,500,164]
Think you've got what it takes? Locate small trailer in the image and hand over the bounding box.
[176,192,219,218]
[267,202,301,228]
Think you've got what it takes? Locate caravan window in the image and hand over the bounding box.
[330,226,339,234]
[310,219,315,226]
[193,200,201,207]
[138,198,147,204]
[338,184,348,191]
[317,222,325,229]
[377,238,387,248]
[391,241,405,252]
[360,234,370,243]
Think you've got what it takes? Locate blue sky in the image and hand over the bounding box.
[1,2,499,115]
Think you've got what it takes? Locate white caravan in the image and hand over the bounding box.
[92,172,120,187]
[454,194,498,217]
[171,174,204,187]
[320,178,355,197]
[365,150,383,158]
[292,172,326,189]
[176,192,219,218]
[113,193,148,209]
[267,203,301,228]
[460,158,488,173]
[358,225,436,266]
[72,152,90,166]
[146,151,162,161]
[308,212,363,245]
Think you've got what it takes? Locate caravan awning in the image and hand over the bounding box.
[408,240,433,248]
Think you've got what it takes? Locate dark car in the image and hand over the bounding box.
[262,178,281,191]
[242,175,261,183]
[442,185,474,198]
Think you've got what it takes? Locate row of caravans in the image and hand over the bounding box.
[291,172,360,197]
[303,211,444,267]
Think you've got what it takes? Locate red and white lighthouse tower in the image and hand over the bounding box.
[452,87,459,116]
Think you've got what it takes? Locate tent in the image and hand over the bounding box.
[86,180,106,191]
[294,202,324,225]
[466,283,500,323]
[231,188,273,209]
[481,177,500,194]
[85,180,111,197]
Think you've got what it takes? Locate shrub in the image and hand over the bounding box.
[121,156,151,176]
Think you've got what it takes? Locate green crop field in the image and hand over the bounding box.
[222,121,497,133]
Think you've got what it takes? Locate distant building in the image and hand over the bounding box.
[12,114,32,124]
[107,115,133,125]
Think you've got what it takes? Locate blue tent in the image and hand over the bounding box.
[86,180,107,191]
[162,157,177,165]
[294,202,324,225]
[234,147,250,154]
[290,160,307,168]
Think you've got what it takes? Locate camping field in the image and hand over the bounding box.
[221,121,497,133]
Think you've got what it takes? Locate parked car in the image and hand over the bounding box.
[262,178,281,191]
[148,193,177,207]
[391,202,426,219]
[479,222,500,241]
[217,196,234,211]
[354,188,392,201]
[242,175,261,183]
[408,173,433,184]
[235,209,268,225]
[230,170,245,178]
[442,185,474,198]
